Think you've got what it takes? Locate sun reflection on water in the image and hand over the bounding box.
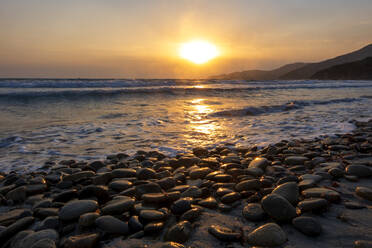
[185,98,219,141]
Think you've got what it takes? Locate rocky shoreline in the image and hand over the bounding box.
[0,120,372,248]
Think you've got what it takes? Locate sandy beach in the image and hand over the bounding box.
[0,119,371,248]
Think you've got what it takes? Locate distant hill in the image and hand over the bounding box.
[210,62,307,80]
[280,43,372,79]
[211,43,372,80]
[311,57,372,80]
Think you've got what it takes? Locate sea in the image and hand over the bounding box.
[0,79,371,172]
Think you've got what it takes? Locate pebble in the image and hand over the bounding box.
[198,197,218,209]
[242,203,265,221]
[208,224,241,241]
[144,221,164,234]
[30,239,56,248]
[249,157,270,170]
[101,197,135,215]
[221,192,241,204]
[292,216,322,236]
[354,240,372,248]
[63,233,99,248]
[235,179,261,192]
[140,209,166,221]
[128,216,143,232]
[271,182,299,205]
[247,223,287,247]
[108,179,133,191]
[95,215,129,234]
[6,186,26,203]
[285,156,308,165]
[59,200,98,221]
[19,229,59,248]
[355,186,372,201]
[261,193,297,221]
[79,212,100,228]
[137,168,156,180]
[165,221,192,243]
[297,198,328,213]
[171,198,191,214]
[180,208,202,222]
[160,242,185,248]
[0,217,34,241]
[302,187,340,202]
[345,164,372,177]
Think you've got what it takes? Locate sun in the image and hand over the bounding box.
[179,40,219,64]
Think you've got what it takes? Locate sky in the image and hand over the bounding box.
[0,0,372,78]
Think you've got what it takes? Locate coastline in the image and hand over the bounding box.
[0,120,371,248]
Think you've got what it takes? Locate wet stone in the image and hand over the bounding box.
[297,198,328,213]
[19,229,59,248]
[109,179,133,191]
[63,233,99,248]
[180,208,202,222]
[208,224,241,242]
[59,200,98,221]
[345,164,372,177]
[165,221,192,243]
[171,198,192,215]
[292,216,322,236]
[129,216,143,232]
[261,193,297,222]
[101,197,135,215]
[355,186,372,201]
[68,215,91,230]
[140,209,166,221]
[302,187,340,202]
[137,168,157,180]
[144,222,164,234]
[235,179,261,192]
[271,182,299,205]
[95,215,129,235]
[248,157,270,170]
[220,192,241,204]
[198,197,218,209]
[30,239,56,248]
[247,223,287,247]
[242,203,265,221]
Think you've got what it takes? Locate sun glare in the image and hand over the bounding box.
[179,40,219,64]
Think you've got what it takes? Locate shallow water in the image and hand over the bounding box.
[0,79,371,172]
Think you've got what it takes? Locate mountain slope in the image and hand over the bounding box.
[280,44,372,79]
[311,57,372,80]
[211,62,307,80]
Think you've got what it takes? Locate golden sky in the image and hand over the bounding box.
[0,0,372,78]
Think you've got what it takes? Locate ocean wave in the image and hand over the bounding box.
[0,83,372,99]
[211,98,363,117]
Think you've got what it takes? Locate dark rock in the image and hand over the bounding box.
[171,198,192,215]
[242,203,265,221]
[355,186,372,201]
[345,164,372,177]
[63,233,99,248]
[247,223,287,247]
[208,224,241,242]
[271,182,299,205]
[261,193,297,221]
[165,221,192,243]
[79,213,99,228]
[109,179,133,191]
[292,216,322,236]
[95,216,129,235]
[297,198,328,213]
[59,200,98,221]
[0,216,34,241]
[101,197,135,215]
